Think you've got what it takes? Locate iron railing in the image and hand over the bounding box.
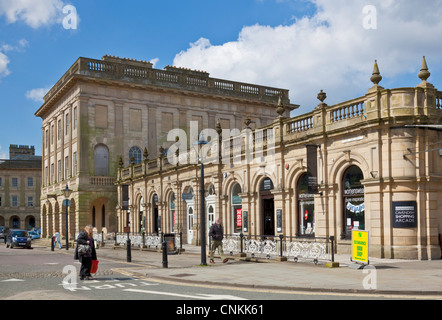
[221,234,336,264]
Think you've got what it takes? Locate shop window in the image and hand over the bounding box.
[342,165,365,239]
[297,173,315,236]
[231,183,242,234]
[170,193,176,232]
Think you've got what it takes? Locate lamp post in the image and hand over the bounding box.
[62,184,72,250]
[193,135,209,266]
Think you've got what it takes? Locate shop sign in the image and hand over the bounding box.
[306,145,318,194]
[243,211,248,232]
[276,209,282,232]
[236,209,242,227]
[392,201,417,228]
[351,230,369,264]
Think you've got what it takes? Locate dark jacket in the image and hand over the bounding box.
[209,223,223,241]
[74,231,97,261]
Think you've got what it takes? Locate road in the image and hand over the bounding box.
[0,242,433,307]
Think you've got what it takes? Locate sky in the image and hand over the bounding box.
[0,0,442,158]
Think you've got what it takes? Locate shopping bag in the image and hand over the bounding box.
[90,260,99,274]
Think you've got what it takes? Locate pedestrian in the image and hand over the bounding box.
[74,225,97,280]
[209,218,228,264]
[53,230,62,249]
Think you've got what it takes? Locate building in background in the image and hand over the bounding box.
[34,55,296,240]
[0,145,41,230]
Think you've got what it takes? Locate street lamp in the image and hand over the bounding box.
[193,134,209,266]
[62,184,72,250]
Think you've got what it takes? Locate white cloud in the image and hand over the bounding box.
[0,51,10,78]
[173,0,442,114]
[0,0,65,28]
[25,87,51,102]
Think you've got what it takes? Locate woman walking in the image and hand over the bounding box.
[74,225,97,280]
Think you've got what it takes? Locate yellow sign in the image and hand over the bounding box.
[351,230,369,264]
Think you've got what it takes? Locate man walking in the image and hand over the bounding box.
[209,218,228,264]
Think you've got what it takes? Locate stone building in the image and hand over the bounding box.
[0,145,41,229]
[116,58,442,260]
[34,55,295,240]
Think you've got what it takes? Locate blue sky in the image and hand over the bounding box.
[0,0,441,158]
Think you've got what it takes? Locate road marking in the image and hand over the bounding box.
[123,289,247,300]
[2,279,25,282]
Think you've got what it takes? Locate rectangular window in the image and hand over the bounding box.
[58,160,62,181]
[12,178,18,187]
[0,177,2,187]
[65,113,70,135]
[51,163,54,184]
[73,107,77,130]
[27,177,33,187]
[27,196,33,207]
[65,156,69,179]
[73,152,77,175]
[58,119,62,140]
[0,196,2,206]
[12,196,18,207]
[51,124,54,145]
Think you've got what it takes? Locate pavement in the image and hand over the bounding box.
[85,243,442,298]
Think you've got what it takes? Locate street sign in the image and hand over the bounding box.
[351,230,369,265]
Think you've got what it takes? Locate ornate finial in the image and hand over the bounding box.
[143,147,149,160]
[215,120,222,135]
[244,117,252,128]
[418,56,431,82]
[118,156,124,168]
[370,60,382,85]
[317,90,327,103]
[159,146,164,156]
[276,95,285,117]
[130,156,135,164]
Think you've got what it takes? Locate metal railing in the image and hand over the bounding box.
[222,234,336,264]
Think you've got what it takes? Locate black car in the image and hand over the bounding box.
[6,229,32,249]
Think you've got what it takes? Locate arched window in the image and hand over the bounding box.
[298,173,315,236]
[129,146,142,164]
[342,165,365,239]
[231,183,242,234]
[94,144,109,176]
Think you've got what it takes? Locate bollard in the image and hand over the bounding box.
[162,240,168,268]
[126,232,131,263]
[51,236,55,251]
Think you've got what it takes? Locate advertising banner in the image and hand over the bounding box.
[351,230,369,264]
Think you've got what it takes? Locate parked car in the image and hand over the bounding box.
[28,231,40,240]
[6,229,32,249]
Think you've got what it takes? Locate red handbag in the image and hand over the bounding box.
[90,260,99,274]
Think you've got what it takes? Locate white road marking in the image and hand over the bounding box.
[123,288,247,300]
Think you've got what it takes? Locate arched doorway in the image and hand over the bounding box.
[260,178,274,236]
[342,165,365,239]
